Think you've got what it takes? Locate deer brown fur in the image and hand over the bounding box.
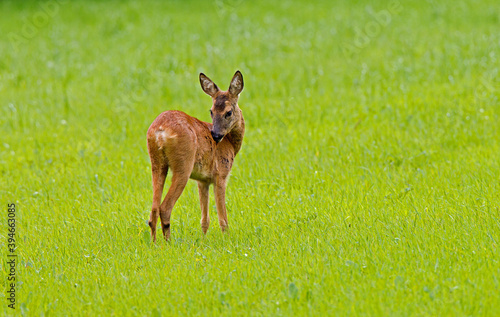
[146,71,245,242]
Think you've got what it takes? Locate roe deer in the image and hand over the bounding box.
[146,71,245,242]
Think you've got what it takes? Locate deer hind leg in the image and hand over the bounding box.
[159,153,195,241]
[148,156,168,243]
[198,181,210,234]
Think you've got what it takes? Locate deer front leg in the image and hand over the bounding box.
[198,181,210,234]
[214,177,229,232]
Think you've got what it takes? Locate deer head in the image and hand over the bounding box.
[199,70,244,143]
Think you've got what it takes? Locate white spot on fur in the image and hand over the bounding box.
[156,129,177,149]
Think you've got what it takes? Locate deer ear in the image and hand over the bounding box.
[228,70,243,96]
[199,73,219,97]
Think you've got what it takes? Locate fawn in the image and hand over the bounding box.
[146,71,245,242]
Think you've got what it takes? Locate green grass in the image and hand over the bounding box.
[1,0,499,315]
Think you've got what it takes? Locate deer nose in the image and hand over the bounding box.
[211,131,224,143]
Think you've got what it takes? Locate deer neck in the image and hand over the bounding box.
[227,110,245,155]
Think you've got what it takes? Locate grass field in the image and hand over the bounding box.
[1,0,499,315]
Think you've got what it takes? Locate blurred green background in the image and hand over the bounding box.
[1,0,499,315]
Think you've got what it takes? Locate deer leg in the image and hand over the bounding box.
[159,171,190,241]
[214,177,229,232]
[148,162,168,243]
[198,181,210,234]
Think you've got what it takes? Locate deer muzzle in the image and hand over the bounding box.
[211,131,224,143]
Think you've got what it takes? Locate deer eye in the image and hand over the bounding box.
[210,110,213,116]
[225,110,232,118]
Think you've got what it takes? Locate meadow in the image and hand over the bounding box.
[1,0,499,315]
